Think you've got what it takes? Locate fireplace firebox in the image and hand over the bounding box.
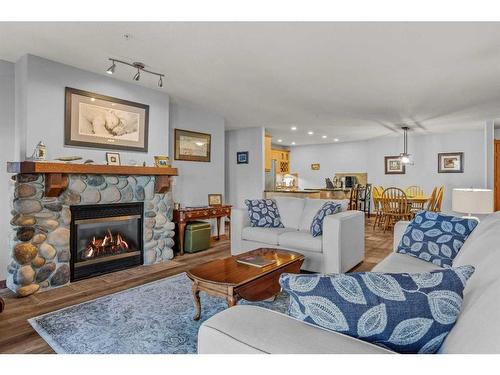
[70,203,144,281]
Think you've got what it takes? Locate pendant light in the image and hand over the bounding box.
[399,126,412,164]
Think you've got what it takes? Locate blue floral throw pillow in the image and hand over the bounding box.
[280,266,475,354]
[310,202,342,237]
[244,199,284,228]
[397,211,478,267]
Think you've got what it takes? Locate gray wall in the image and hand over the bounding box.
[291,129,487,212]
[17,55,170,163]
[225,127,265,208]
[169,100,226,235]
[0,60,16,281]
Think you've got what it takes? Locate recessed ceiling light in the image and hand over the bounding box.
[308,131,314,135]
[334,138,339,142]
[291,126,297,131]
[291,142,296,145]
[322,135,327,139]
[277,139,283,143]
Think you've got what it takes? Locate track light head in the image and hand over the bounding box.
[158,76,163,88]
[133,69,141,81]
[106,60,116,75]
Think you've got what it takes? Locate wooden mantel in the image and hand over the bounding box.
[7,161,178,197]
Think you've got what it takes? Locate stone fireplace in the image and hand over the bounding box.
[6,163,177,297]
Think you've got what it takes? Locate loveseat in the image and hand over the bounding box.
[230,197,365,274]
[199,212,500,354]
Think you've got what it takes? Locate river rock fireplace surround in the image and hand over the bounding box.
[6,162,178,297]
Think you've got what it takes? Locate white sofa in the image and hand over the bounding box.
[199,212,500,354]
[231,197,365,274]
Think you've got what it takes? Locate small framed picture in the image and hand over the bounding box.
[384,156,405,175]
[106,152,121,166]
[208,194,223,206]
[311,163,320,170]
[237,151,249,164]
[154,155,170,168]
[438,152,464,173]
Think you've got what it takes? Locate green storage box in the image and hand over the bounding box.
[184,221,211,253]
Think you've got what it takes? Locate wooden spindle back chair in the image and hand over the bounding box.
[382,187,411,231]
[432,186,444,212]
[425,187,438,211]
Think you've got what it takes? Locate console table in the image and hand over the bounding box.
[173,205,232,255]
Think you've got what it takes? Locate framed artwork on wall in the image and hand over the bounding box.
[438,152,464,173]
[237,151,249,164]
[384,156,406,174]
[174,128,211,162]
[65,87,149,152]
[311,163,320,170]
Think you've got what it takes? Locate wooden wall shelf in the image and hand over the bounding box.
[7,161,178,197]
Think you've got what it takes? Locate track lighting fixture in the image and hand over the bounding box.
[105,58,165,88]
[106,60,116,75]
[133,68,141,81]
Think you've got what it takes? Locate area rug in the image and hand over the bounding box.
[29,273,289,354]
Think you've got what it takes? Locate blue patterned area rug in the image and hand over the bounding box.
[29,273,289,354]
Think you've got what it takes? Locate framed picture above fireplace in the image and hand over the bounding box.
[65,87,149,152]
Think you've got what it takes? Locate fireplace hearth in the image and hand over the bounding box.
[70,203,144,281]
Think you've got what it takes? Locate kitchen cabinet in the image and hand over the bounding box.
[265,135,272,171]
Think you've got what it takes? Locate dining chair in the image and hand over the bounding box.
[372,187,385,229]
[426,187,438,211]
[432,186,444,212]
[349,184,360,210]
[382,187,411,232]
[406,185,425,213]
[358,184,372,217]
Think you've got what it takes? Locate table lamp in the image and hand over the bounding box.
[452,188,494,221]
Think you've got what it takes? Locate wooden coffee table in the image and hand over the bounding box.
[186,248,304,320]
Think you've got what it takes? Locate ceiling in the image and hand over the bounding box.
[1,22,499,145]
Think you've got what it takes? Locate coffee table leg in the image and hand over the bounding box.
[192,282,201,320]
[227,295,238,307]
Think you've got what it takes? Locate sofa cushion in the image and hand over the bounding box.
[278,230,322,253]
[373,253,443,274]
[299,198,349,231]
[244,199,284,228]
[396,211,478,267]
[279,266,475,354]
[274,197,305,230]
[310,202,342,237]
[241,227,293,245]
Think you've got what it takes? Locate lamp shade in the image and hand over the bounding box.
[452,188,494,215]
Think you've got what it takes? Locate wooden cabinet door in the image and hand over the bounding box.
[495,141,500,211]
[264,135,272,171]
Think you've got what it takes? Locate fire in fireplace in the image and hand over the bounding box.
[70,203,144,281]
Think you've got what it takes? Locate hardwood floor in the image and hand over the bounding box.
[0,216,393,354]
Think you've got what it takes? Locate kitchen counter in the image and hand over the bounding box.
[264,190,321,199]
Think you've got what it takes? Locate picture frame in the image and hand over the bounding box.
[384,156,406,175]
[154,156,171,168]
[106,152,121,166]
[438,152,464,173]
[208,194,223,206]
[237,151,249,164]
[174,128,211,162]
[65,87,149,152]
[311,163,320,170]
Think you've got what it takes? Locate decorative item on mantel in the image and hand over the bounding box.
[27,141,47,161]
[55,156,83,163]
[6,161,179,297]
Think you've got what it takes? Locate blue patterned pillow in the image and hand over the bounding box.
[310,202,342,237]
[280,266,474,354]
[244,199,284,228]
[397,211,478,267]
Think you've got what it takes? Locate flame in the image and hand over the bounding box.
[81,229,130,260]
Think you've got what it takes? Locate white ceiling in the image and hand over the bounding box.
[1,22,499,145]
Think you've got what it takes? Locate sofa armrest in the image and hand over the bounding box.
[230,208,250,255]
[198,305,393,354]
[393,221,410,252]
[321,210,365,273]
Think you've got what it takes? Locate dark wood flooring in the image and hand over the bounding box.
[0,216,393,354]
